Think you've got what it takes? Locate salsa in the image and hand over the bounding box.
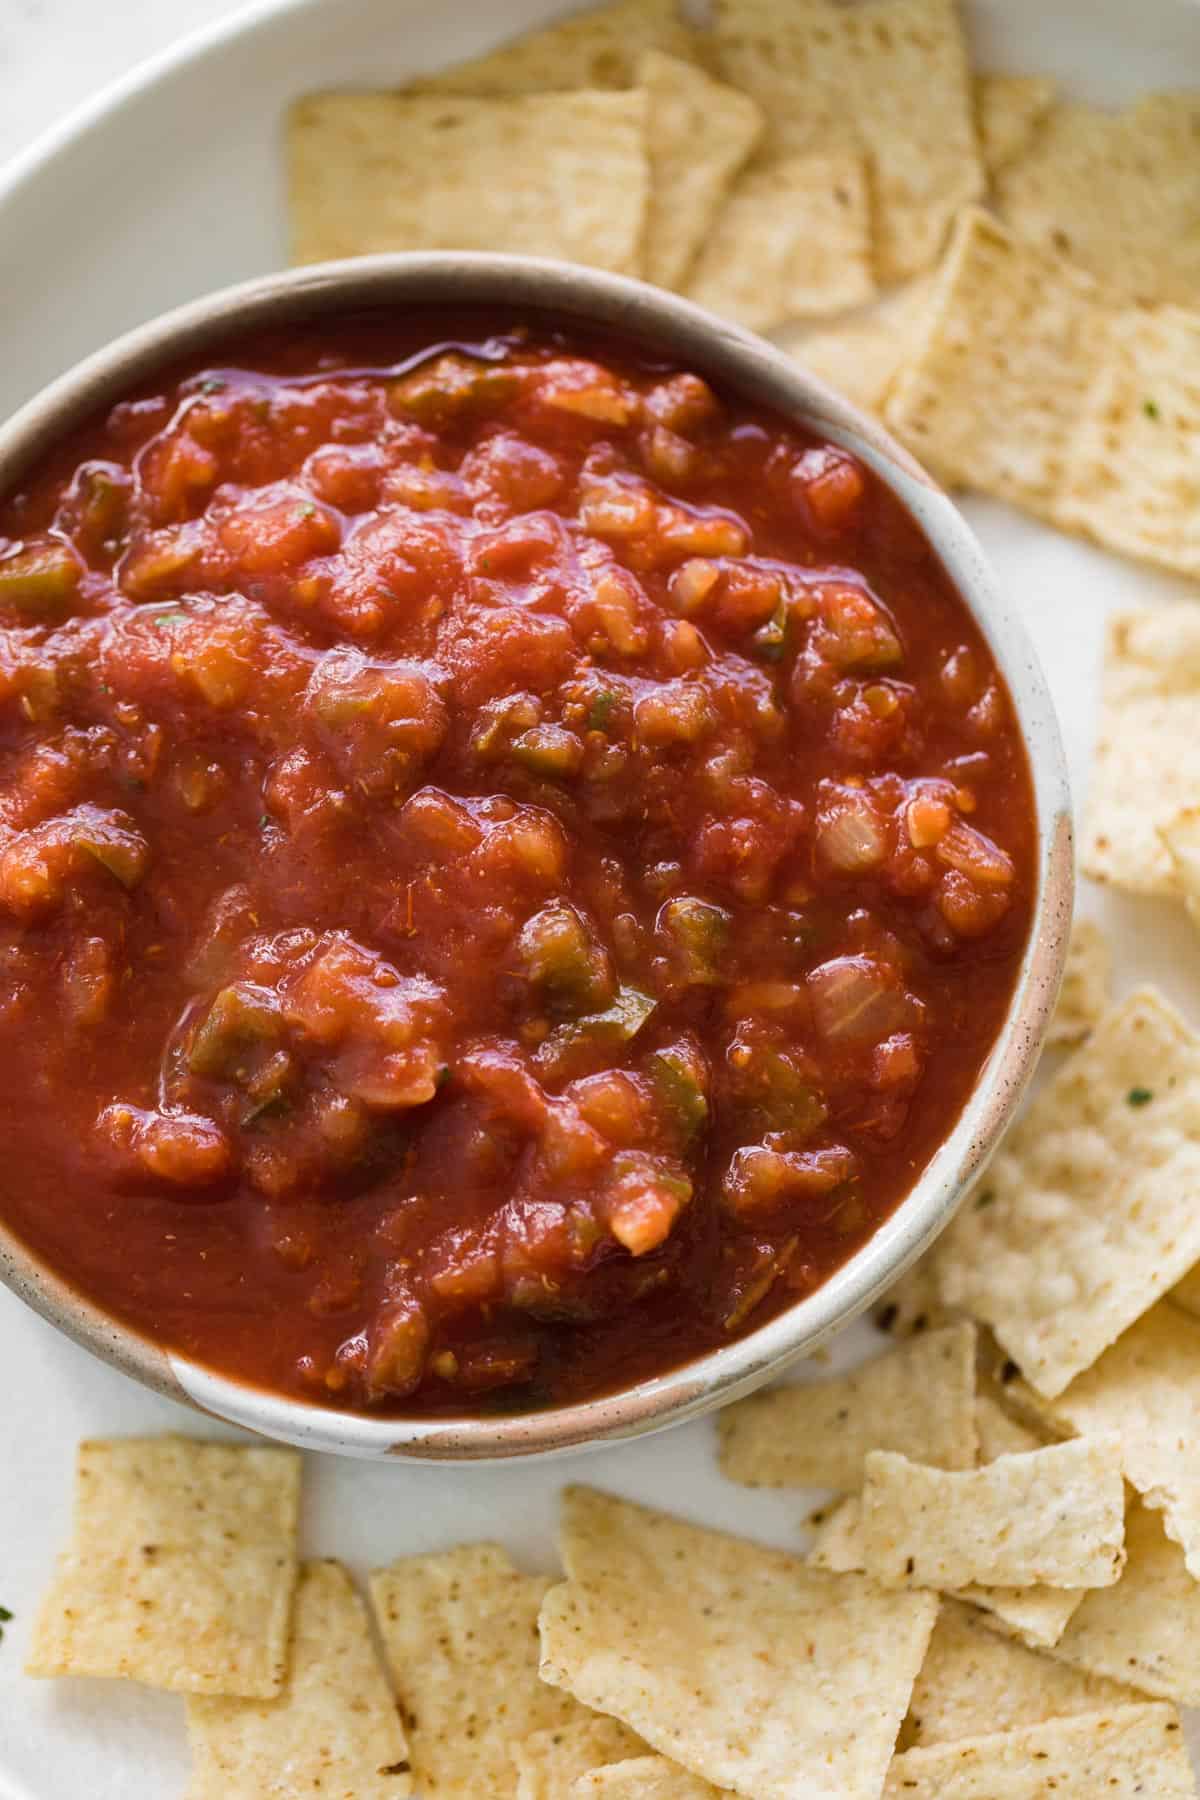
[0,312,1035,1414]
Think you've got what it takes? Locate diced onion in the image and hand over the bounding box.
[816,799,887,872]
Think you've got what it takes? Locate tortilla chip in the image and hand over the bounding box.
[26,1437,299,1697]
[884,1703,1193,1798]
[996,92,1200,306]
[370,1544,588,1798]
[1162,809,1200,932]
[414,0,697,94]
[857,1440,1126,1591]
[1047,918,1112,1047]
[637,52,762,290]
[873,1247,958,1338]
[973,1391,1044,1463]
[1170,1263,1200,1318]
[899,1599,1139,1751]
[573,1758,732,1798]
[975,74,1057,174]
[932,987,1200,1397]
[791,277,936,417]
[817,1393,1082,1647]
[1045,1502,1200,1705]
[718,1322,977,1489]
[1055,304,1200,579]
[712,0,983,281]
[186,1560,411,1798]
[685,151,875,332]
[808,1494,1085,1650]
[539,1486,937,1800]
[515,1719,649,1800]
[1083,612,1200,897]
[1005,1302,1200,1582]
[883,208,1114,513]
[287,91,648,274]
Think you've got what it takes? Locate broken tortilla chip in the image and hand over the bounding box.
[685,151,875,332]
[412,0,697,94]
[1006,1302,1200,1582]
[883,207,1114,515]
[515,1719,648,1800]
[539,1486,936,1800]
[26,1437,299,1698]
[370,1543,589,1799]
[573,1758,732,1797]
[712,0,983,280]
[718,1322,977,1489]
[932,986,1200,1397]
[808,1493,1085,1651]
[857,1440,1126,1591]
[1047,918,1112,1047]
[884,1703,1193,1798]
[975,74,1057,174]
[1055,303,1200,580]
[1043,1504,1200,1699]
[1083,610,1200,897]
[637,51,762,290]
[186,1560,411,1799]
[287,90,649,274]
[1046,1502,1200,1706]
[898,1599,1139,1751]
[996,92,1200,306]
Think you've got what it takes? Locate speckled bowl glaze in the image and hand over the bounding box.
[0,256,1072,1459]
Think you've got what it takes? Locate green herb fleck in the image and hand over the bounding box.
[974,1187,996,1210]
[297,502,316,520]
[1127,1086,1154,1108]
[154,611,185,629]
[1143,398,1160,420]
[201,377,226,396]
[587,689,617,732]
[259,814,272,829]
[0,1605,11,1623]
[435,1064,453,1091]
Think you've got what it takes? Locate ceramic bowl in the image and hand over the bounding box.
[0,255,1073,1458]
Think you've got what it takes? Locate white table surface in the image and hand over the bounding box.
[0,0,246,168]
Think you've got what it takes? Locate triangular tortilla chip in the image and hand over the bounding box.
[371,1543,589,1798]
[288,91,648,274]
[1055,303,1200,579]
[637,52,762,289]
[685,151,875,332]
[186,1561,411,1798]
[996,92,1200,305]
[712,0,983,280]
[540,1487,936,1800]
[932,987,1200,1397]
[884,1703,1193,1797]
[899,1599,1139,1751]
[719,1322,977,1489]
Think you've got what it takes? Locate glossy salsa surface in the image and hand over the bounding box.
[0,311,1035,1415]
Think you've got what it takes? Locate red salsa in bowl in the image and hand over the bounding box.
[0,311,1035,1417]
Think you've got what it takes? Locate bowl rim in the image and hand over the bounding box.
[0,253,1073,1460]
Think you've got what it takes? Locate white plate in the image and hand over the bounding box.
[2,2,1200,1794]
